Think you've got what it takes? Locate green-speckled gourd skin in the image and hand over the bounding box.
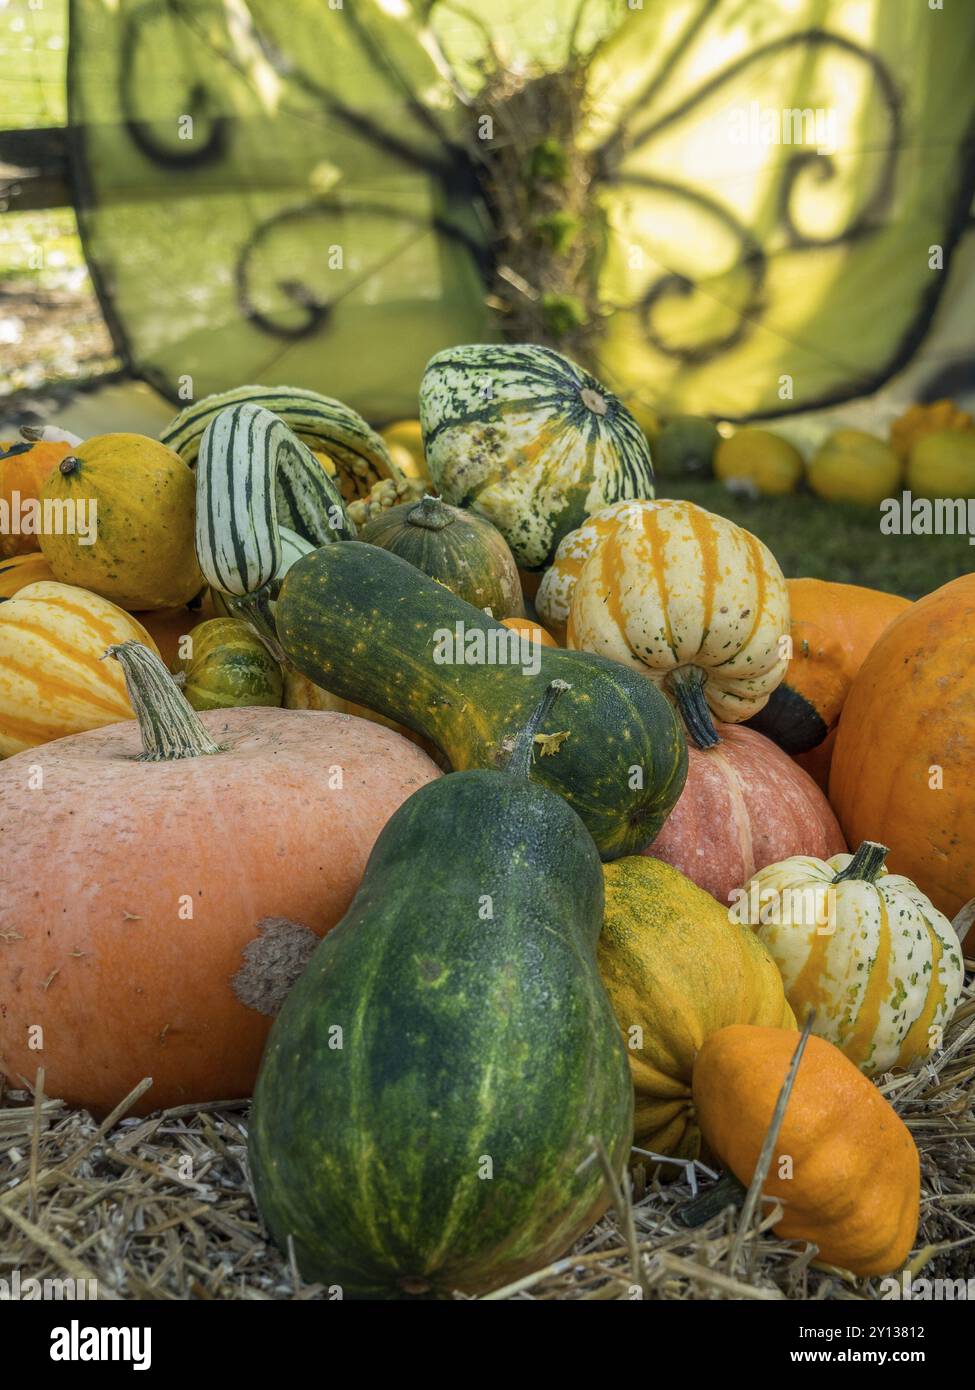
[358,496,524,619]
[248,771,634,1299]
[419,344,655,571]
[276,543,687,859]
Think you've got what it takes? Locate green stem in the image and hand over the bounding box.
[666,666,720,750]
[220,587,288,665]
[674,1171,747,1229]
[406,495,454,531]
[504,679,571,777]
[107,642,222,762]
[833,840,889,884]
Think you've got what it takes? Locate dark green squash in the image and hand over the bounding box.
[248,683,634,1299]
[358,494,524,618]
[174,617,283,710]
[276,541,687,859]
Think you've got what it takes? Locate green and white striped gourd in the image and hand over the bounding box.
[161,384,395,500]
[195,404,353,600]
[419,344,655,570]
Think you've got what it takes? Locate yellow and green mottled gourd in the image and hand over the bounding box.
[599,856,795,1158]
[39,434,203,610]
[248,683,634,1298]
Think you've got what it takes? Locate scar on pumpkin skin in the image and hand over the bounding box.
[232,917,320,1017]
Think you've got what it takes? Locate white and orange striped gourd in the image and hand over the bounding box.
[544,499,790,746]
[0,581,159,757]
[743,842,963,1076]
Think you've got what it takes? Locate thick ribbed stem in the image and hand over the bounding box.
[107,642,222,761]
[406,495,454,531]
[667,666,720,750]
[833,841,889,884]
[504,679,570,776]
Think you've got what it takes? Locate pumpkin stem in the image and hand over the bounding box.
[666,667,720,750]
[832,840,889,884]
[106,642,223,762]
[504,679,571,776]
[406,495,454,531]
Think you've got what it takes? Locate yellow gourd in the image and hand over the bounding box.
[714,428,803,496]
[807,430,901,507]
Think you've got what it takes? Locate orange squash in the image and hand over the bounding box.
[0,440,71,557]
[746,579,911,754]
[500,617,558,648]
[133,593,218,669]
[0,643,441,1114]
[0,551,57,599]
[692,1025,920,1276]
[830,574,975,936]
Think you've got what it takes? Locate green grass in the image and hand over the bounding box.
[656,479,974,601]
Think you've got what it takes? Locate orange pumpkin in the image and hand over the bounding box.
[0,440,71,557]
[0,643,441,1114]
[830,574,975,939]
[746,579,911,754]
[500,617,558,648]
[645,722,845,905]
[792,727,836,792]
[692,1025,920,1276]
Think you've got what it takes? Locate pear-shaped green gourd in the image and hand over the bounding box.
[248,682,634,1299]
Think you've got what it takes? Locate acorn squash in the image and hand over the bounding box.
[276,541,688,859]
[248,683,633,1298]
[358,494,524,618]
[420,343,654,571]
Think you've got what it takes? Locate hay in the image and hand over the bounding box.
[2,973,972,1301]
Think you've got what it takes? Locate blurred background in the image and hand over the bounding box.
[2,0,974,595]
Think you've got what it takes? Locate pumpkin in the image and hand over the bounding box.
[358,494,524,618]
[276,541,688,860]
[743,842,963,1076]
[890,399,973,459]
[501,617,558,647]
[419,343,655,571]
[195,404,354,603]
[0,642,441,1114]
[0,551,56,600]
[830,573,975,932]
[713,428,803,496]
[559,499,790,746]
[248,682,633,1298]
[599,856,795,1158]
[692,1026,920,1276]
[39,434,204,610]
[174,618,284,710]
[0,440,71,557]
[0,582,160,758]
[793,728,835,792]
[161,384,397,503]
[645,721,845,906]
[745,579,911,754]
[906,429,975,499]
[806,430,901,507]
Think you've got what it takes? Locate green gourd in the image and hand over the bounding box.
[248,683,634,1298]
[275,541,687,859]
[174,617,283,710]
[358,494,524,618]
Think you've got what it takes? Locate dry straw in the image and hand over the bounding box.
[1,975,972,1301]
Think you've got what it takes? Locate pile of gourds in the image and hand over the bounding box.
[0,344,970,1299]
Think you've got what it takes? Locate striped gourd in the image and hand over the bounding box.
[0,551,56,600]
[0,581,160,757]
[419,344,654,570]
[557,499,790,747]
[743,842,964,1076]
[195,404,354,599]
[161,385,397,501]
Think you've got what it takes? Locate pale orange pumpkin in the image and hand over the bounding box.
[0,643,441,1114]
